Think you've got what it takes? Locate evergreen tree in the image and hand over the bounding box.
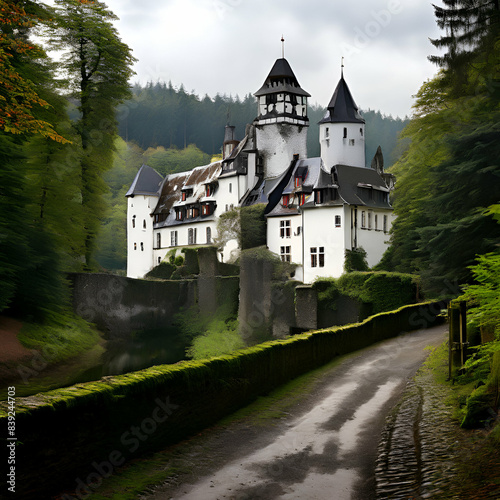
[382,2,500,295]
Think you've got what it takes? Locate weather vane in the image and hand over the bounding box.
[281,35,285,58]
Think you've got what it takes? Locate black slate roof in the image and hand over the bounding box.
[126,164,164,197]
[254,58,310,98]
[335,164,392,209]
[319,76,365,124]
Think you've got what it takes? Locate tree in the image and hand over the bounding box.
[429,0,499,94]
[0,0,68,142]
[382,3,500,295]
[48,0,136,268]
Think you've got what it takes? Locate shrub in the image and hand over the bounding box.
[344,247,369,272]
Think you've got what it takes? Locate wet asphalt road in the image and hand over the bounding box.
[145,325,447,500]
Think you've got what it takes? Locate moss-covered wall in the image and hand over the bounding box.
[70,271,238,339]
[1,301,445,499]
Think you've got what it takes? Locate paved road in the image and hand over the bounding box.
[145,325,447,500]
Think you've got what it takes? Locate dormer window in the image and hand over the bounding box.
[315,190,324,204]
[201,203,213,216]
[175,208,184,221]
[281,194,290,207]
[205,184,212,197]
[181,189,192,202]
[294,166,307,188]
[187,205,199,219]
[298,193,306,206]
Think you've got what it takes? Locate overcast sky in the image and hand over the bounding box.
[51,0,447,118]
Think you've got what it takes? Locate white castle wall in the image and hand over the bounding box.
[256,122,308,178]
[127,195,157,279]
[319,122,365,169]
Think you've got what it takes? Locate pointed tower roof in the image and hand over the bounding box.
[126,164,163,197]
[319,76,365,124]
[254,58,310,98]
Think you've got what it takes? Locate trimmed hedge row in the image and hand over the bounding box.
[1,300,444,499]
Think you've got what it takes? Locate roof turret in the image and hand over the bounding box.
[319,76,364,124]
[254,58,310,98]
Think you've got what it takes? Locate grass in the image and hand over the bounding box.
[18,312,101,363]
[421,340,500,499]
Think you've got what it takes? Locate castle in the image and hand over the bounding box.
[126,56,395,282]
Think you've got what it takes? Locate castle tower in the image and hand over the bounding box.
[253,57,310,178]
[319,73,365,169]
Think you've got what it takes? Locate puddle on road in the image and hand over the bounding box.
[337,379,400,457]
[280,469,359,500]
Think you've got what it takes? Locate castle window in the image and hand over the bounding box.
[361,211,366,228]
[281,194,290,207]
[170,231,178,247]
[315,190,323,204]
[201,203,212,216]
[310,247,317,268]
[134,242,137,250]
[132,216,136,228]
[188,228,197,245]
[319,247,325,267]
[175,208,184,221]
[368,212,372,229]
[299,193,306,206]
[206,227,212,244]
[375,214,379,230]
[229,183,232,193]
[181,192,186,202]
[280,220,291,238]
[156,233,161,249]
[349,139,355,146]
[343,127,347,139]
[360,128,363,136]
[335,215,341,227]
[140,242,144,251]
[325,127,329,138]
[383,215,388,233]
[158,257,161,265]
[205,184,212,197]
[280,246,291,263]
[143,219,147,229]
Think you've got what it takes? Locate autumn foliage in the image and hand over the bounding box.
[0,0,67,142]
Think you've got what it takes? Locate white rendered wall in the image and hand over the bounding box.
[267,214,303,263]
[302,206,347,284]
[127,195,156,279]
[351,208,394,268]
[319,122,365,169]
[255,122,308,178]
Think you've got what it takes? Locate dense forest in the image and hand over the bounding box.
[116,82,408,167]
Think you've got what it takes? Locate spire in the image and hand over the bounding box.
[281,35,285,59]
[319,73,364,124]
[341,56,344,78]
